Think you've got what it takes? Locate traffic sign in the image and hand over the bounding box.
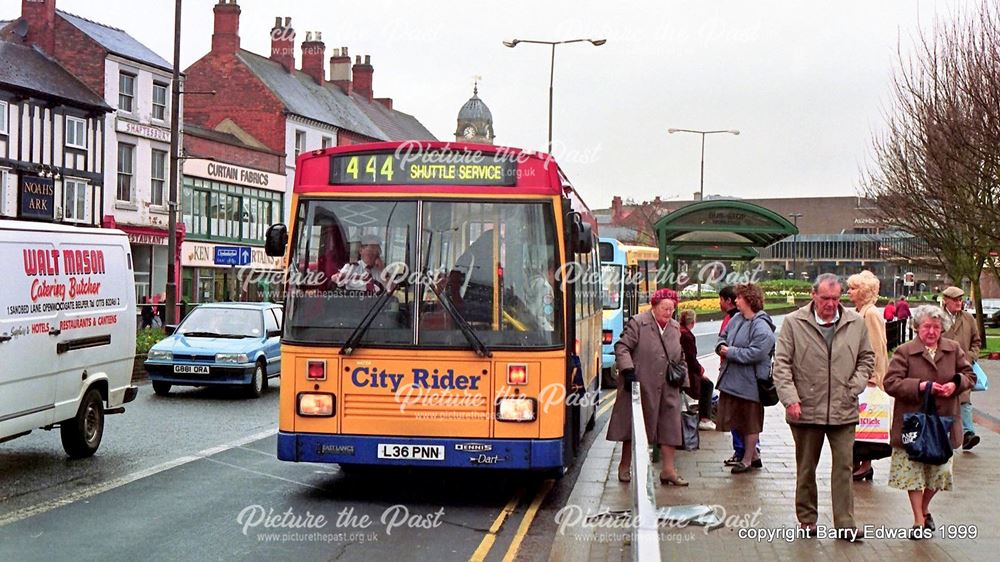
[214,246,252,266]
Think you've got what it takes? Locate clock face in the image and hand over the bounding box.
[463,126,476,139]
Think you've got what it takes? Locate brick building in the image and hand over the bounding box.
[183,0,436,224]
[3,0,178,303]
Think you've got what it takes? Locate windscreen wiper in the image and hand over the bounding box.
[340,290,396,355]
[424,270,492,358]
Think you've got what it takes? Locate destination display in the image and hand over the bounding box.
[328,152,518,186]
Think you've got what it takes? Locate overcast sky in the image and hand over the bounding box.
[45,0,972,208]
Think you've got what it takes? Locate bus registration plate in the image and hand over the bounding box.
[377,444,445,461]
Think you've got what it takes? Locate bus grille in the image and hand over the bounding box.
[343,393,489,420]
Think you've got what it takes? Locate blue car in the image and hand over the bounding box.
[144,303,282,398]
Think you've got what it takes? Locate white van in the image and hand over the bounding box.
[0,219,138,458]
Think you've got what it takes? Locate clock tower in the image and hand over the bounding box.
[455,83,495,144]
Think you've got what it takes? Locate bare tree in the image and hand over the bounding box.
[861,2,1000,341]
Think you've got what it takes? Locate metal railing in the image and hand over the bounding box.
[630,381,661,562]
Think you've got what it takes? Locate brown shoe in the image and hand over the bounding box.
[659,472,689,486]
[618,465,631,483]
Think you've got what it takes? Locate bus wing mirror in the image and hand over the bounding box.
[265,224,288,257]
[576,222,593,254]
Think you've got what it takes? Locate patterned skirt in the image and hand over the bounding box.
[887,447,953,491]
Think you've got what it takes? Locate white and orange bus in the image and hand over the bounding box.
[264,141,602,473]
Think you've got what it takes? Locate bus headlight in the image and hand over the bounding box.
[215,353,249,364]
[496,397,537,422]
[147,349,172,361]
[298,393,336,417]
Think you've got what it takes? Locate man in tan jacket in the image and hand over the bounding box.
[941,286,982,450]
[773,273,875,541]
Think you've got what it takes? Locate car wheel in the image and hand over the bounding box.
[60,388,104,459]
[247,362,265,398]
[152,381,172,396]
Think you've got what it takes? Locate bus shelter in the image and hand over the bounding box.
[652,199,799,289]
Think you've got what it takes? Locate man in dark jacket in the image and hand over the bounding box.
[140,296,154,329]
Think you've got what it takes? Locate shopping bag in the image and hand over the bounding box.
[901,385,954,465]
[973,362,989,392]
[856,386,892,444]
[679,395,700,451]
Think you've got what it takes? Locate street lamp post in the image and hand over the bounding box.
[667,128,740,200]
[503,38,606,154]
[788,212,802,280]
[166,0,182,325]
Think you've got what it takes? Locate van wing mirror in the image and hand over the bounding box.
[264,224,288,257]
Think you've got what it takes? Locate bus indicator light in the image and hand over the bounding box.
[602,330,613,344]
[507,364,528,385]
[307,360,327,381]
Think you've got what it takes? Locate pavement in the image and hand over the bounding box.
[551,354,1000,561]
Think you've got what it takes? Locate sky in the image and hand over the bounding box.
[39,0,975,209]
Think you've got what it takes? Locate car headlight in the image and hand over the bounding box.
[147,349,172,361]
[215,353,250,364]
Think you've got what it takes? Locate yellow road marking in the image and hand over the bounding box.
[501,479,554,562]
[598,394,617,418]
[600,389,614,404]
[469,488,524,562]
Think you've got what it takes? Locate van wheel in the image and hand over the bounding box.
[247,362,265,398]
[152,381,172,396]
[61,389,104,459]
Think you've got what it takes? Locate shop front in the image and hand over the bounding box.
[102,217,172,303]
[181,240,284,304]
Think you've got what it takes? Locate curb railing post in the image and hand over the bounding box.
[630,381,661,562]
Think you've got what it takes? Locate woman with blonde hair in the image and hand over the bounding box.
[846,270,890,480]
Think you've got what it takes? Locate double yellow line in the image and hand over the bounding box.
[469,480,553,562]
[469,390,616,561]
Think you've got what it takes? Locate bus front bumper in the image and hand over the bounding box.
[277,432,564,469]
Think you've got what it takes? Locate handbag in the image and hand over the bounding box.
[757,374,780,407]
[655,325,687,387]
[901,385,954,465]
[973,362,989,392]
[680,394,700,451]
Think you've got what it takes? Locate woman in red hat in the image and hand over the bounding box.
[607,288,690,486]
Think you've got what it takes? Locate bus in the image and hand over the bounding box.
[264,141,603,473]
[598,238,659,388]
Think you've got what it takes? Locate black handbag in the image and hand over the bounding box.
[757,374,780,407]
[655,322,687,387]
[901,385,954,465]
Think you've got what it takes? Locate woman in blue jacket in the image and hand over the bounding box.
[716,283,776,474]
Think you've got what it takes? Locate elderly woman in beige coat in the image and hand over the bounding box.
[883,305,975,539]
[846,271,890,480]
[607,288,688,486]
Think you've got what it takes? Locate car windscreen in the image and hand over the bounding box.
[178,308,263,338]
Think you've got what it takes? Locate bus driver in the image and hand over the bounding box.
[335,234,386,293]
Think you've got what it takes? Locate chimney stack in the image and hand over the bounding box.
[20,0,57,54]
[352,54,374,102]
[211,0,241,54]
[301,31,325,84]
[612,196,623,220]
[329,47,352,94]
[270,16,295,72]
